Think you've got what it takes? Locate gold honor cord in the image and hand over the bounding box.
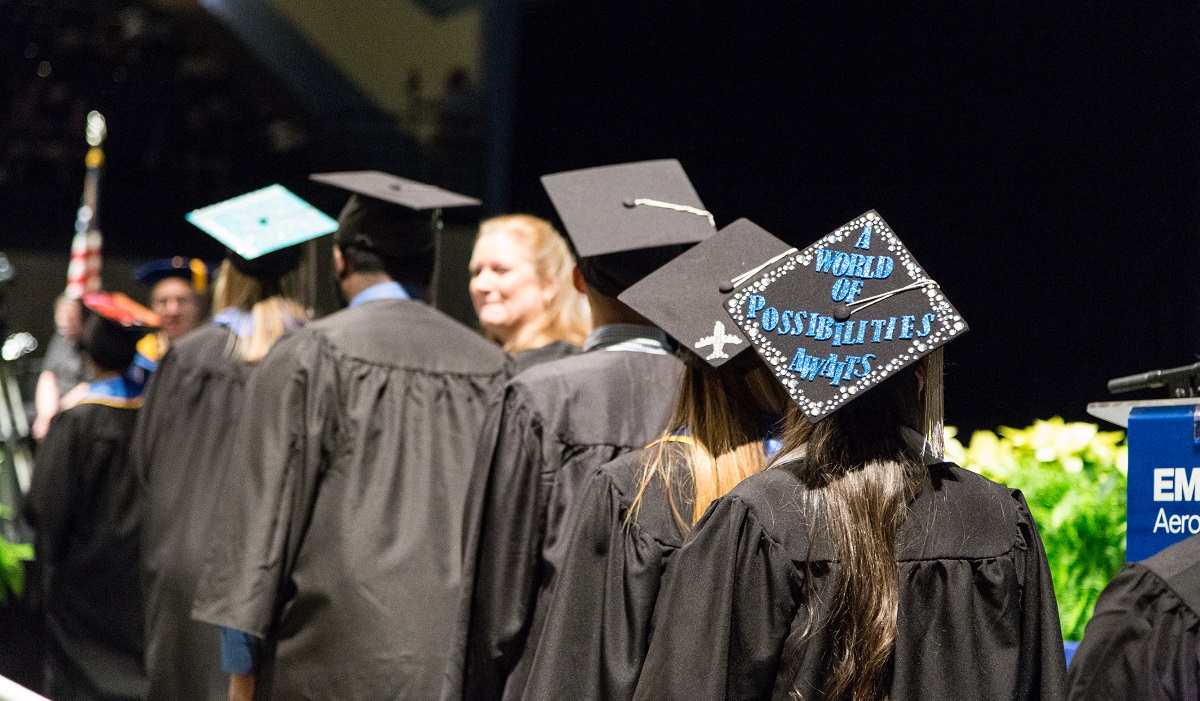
[623,198,716,227]
[835,279,940,320]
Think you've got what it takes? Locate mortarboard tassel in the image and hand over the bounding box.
[924,346,945,459]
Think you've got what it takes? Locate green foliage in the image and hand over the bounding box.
[0,533,33,604]
[945,418,1127,642]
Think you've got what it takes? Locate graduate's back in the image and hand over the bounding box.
[29,401,146,701]
[632,459,1066,701]
[517,443,692,701]
[445,330,684,701]
[1067,533,1200,701]
[194,298,508,701]
[445,158,720,701]
[634,208,1068,701]
[133,323,263,701]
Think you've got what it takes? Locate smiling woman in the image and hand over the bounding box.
[468,215,590,365]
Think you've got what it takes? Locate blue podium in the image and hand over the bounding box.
[1089,398,1200,562]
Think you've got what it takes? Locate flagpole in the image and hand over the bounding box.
[66,111,106,298]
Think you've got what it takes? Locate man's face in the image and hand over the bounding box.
[151,277,200,341]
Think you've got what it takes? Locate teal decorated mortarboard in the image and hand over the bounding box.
[726,210,968,421]
[185,184,339,260]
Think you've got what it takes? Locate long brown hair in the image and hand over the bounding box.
[779,349,943,701]
[475,215,591,352]
[211,259,310,363]
[629,358,792,528]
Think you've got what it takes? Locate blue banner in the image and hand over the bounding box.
[1126,404,1200,562]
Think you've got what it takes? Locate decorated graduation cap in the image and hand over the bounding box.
[726,210,967,425]
[310,170,480,258]
[80,292,161,372]
[619,218,794,368]
[541,159,717,296]
[132,257,214,294]
[185,184,338,279]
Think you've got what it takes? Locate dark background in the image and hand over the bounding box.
[504,1,1200,432]
[3,1,1199,433]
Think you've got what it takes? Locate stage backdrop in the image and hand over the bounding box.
[502,1,1200,433]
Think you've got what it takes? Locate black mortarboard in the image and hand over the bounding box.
[310,171,480,259]
[619,218,794,368]
[310,170,481,210]
[80,292,160,372]
[132,257,215,293]
[185,184,339,279]
[541,159,717,296]
[725,210,968,421]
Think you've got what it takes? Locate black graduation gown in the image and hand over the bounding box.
[1066,533,1200,701]
[633,462,1067,701]
[442,339,684,701]
[191,299,508,701]
[521,442,692,701]
[130,325,256,701]
[25,401,146,701]
[509,340,580,374]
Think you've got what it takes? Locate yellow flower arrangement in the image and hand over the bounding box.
[946,418,1127,641]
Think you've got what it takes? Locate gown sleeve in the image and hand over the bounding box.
[1012,490,1069,701]
[633,494,797,701]
[25,412,79,563]
[521,468,671,701]
[190,332,329,639]
[442,384,547,701]
[1066,563,1200,701]
[129,345,174,487]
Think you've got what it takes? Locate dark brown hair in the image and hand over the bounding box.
[779,351,939,701]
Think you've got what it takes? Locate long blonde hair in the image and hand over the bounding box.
[476,214,590,352]
[211,259,310,362]
[629,360,791,528]
[780,348,943,701]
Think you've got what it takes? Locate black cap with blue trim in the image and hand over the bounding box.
[132,257,214,294]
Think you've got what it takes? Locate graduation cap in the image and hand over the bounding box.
[80,292,161,372]
[725,210,968,422]
[310,171,480,258]
[541,159,717,296]
[185,184,338,279]
[619,218,794,368]
[132,257,214,294]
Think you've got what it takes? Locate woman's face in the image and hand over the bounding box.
[469,230,555,345]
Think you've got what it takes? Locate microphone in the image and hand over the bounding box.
[1107,361,1200,396]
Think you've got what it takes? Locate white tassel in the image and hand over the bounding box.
[924,346,945,459]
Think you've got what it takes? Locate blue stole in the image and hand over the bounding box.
[662,426,784,459]
[80,375,145,409]
[212,307,305,338]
